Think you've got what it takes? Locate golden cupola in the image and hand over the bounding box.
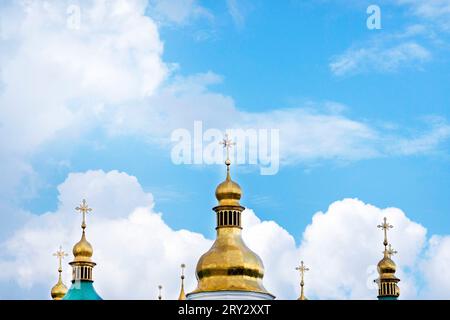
[50,246,68,300]
[72,231,94,263]
[69,199,96,281]
[374,217,400,300]
[187,135,274,300]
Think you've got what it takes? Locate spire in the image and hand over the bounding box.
[220,133,236,180]
[51,246,68,300]
[158,285,163,300]
[295,261,309,300]
[71,199,94,268]
[215,134,242,208]
[178,264,186,300]
[63,199,102,300]
[188,134,273,299]
[374,217,400,300]
[377,217,393,250]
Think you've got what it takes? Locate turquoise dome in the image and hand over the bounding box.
[63,281,102,300]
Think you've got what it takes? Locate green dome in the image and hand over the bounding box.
[62,281,102,300]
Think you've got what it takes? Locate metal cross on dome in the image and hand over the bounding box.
[220,133,236,164]
[53,246,68,270]
[75,199,92,230]
[295,260,309,281]
[377,217,393,248]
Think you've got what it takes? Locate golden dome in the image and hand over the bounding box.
[377,256,396,273]
[51,276,67,300]
[215,163,242,206]
[377,253,399,280]
[192,227,269,294]
[188,137,273,298]
[72,231,93,262]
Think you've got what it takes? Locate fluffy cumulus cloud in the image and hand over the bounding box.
[299,199,426,299]
[0,170,447,300]
[0,0,167,202]
[0,170,211,299]
[420,235,450,299]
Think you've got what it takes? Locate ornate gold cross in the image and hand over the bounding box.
[53,246,68,271]
[75,199,92,230]
[377,217,393,247]
[296,260,309,282]
[220,133,235,164]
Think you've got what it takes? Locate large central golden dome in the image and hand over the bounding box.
[189,160,271,296]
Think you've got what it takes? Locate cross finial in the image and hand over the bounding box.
[377,217,393,248]
[296,261,309,282]
[296,260,309,300]
[53,246,68,272]
[75,199,92,230]
[158,285,163,300]
[181,263,186,280]
[387,244,398,258]
[220,133,236,166]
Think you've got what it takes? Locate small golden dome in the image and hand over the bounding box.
[215,166,242,206]
[51,277,67,300]
[377,256,396,274]
[72,231,93,262]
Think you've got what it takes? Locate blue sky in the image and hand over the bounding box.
[1,0,450,299]
[21,0,450,238]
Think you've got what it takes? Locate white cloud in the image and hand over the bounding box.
[0,0,167,202]
[330,42,431,76]
[0,170,447,300]
[420,235,450,299]
[147,0,213,25]
[102,72,450,166]
[397,0,450,30]
[298,199,426,299]
[390,116,450,156]
[0,170,212,299]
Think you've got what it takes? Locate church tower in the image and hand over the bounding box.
[50,246,68,300]
[374,217,400,300]
[63,199,102,300]
[187,135,274,300]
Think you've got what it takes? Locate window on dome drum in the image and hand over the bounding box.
[217,210,242,227]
